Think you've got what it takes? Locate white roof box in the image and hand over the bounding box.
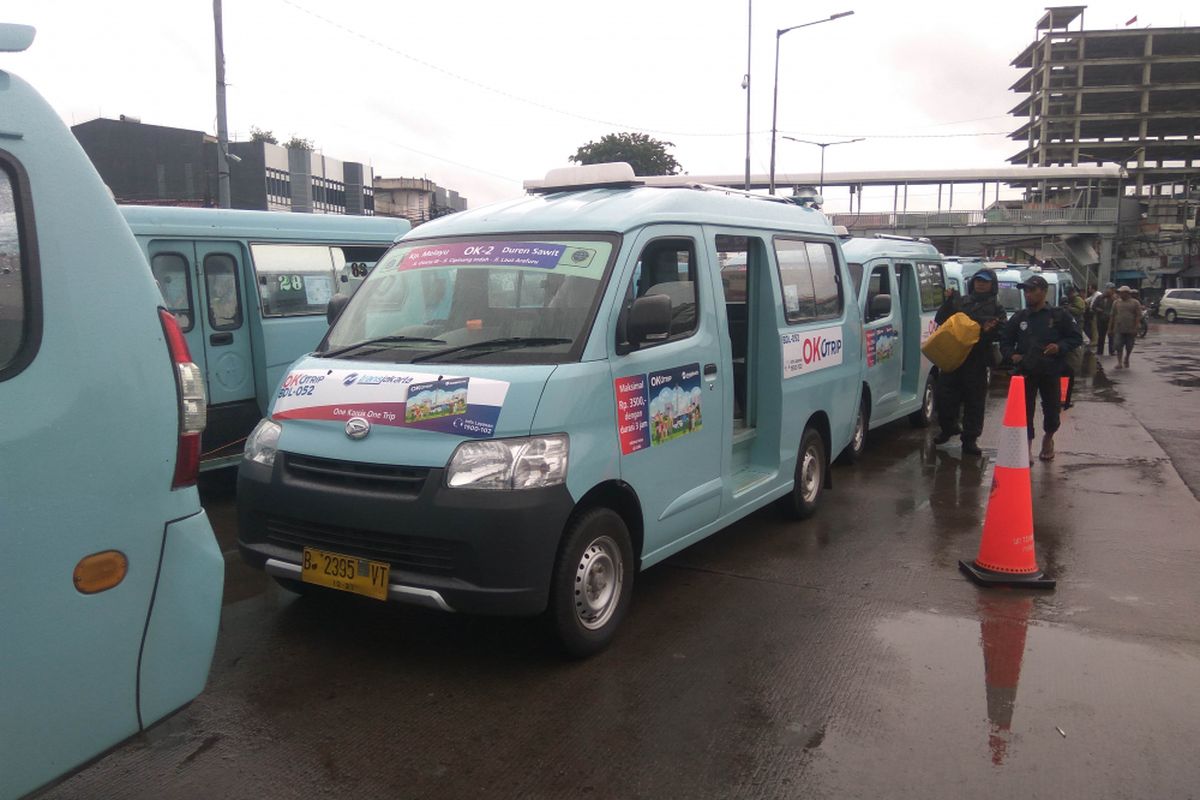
[527,162,643,193]
[0,23,36,52]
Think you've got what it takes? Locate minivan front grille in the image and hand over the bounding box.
[284,453,430,496]
[264,516,464,577]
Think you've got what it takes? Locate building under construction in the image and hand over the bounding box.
[1009,6,1199,287]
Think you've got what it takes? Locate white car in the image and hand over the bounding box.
[1158,288,1200,323]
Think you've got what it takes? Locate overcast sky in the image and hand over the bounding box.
[3,0,1191,212]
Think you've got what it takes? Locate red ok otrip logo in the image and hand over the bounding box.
[802,335,843,364]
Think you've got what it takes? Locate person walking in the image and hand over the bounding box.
[1107,285,1144,369]
[1083,282,1099,343]
[1000,274,1084,462]
[933,268,1007,456]
[1061,285,1087,408]
[1091,283,1116,357]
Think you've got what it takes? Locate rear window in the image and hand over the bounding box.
[0,159,37,379]
[151,252,194,331]
[917,262,945,311]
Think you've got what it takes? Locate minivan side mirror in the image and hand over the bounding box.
[627,294,672,349]
[868,293,891,321]
[326,293,351,327]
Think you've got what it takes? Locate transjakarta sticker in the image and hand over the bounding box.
[615,363,703,455]
[866,325,898,367]
[272,368,509,438]
[781,326,844,379]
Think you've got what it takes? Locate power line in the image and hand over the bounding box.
[277,0,1015,142]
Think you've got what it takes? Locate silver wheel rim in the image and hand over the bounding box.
[801,441,822,504]
[574,535,623,631]
[923,382,935,419]
[852,408,866,452]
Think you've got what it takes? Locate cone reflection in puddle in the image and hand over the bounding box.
[977,592,1034,766]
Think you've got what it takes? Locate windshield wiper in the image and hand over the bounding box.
[409,337,573,363]
[321,334,447,359]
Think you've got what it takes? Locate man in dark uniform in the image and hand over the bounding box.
[999,274,1084,462]
[933,268,1007,456]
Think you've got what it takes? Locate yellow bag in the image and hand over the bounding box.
[921,312,980,373]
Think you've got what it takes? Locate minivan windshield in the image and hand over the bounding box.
[322,236,617,364]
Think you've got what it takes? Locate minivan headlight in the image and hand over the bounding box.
[446,434,569,490]
[245,419,282,467]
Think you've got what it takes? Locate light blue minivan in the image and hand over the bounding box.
[236,164,866,655]
[0,25,221,798]
[840,236,945,460]
[121,205,410,469]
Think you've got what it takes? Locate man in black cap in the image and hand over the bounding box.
[1000,274,1084,461]
[932,268,1006,455]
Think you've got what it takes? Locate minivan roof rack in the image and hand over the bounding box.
[873,233,932,244]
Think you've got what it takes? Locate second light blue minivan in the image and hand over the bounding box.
[840,235,945,460]
[236,164,866,656]
[121,205,410,468]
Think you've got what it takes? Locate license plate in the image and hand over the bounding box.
[301,547,390,601]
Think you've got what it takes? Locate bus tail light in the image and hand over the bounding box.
[158,309,207,489]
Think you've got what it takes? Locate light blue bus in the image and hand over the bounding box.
[121,205,410,468]
[840,236,945,460]
[236,163,866,656]
[1,25,222,798]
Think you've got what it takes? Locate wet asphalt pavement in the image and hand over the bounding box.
[42,322,1200,799]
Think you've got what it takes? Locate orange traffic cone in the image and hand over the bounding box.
[1059,376,1069,405]
[959,375,1056,589]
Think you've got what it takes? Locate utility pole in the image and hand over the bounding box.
[214,0,231,208]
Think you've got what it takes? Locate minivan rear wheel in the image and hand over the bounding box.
[838,398,868,465]
[778,426,826,521]
[909,373,936,428]
[1165,308,1178,323]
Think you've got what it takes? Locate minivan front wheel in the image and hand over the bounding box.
[779,426,826,521]
[549,508,634,658]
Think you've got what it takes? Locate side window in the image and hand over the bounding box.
[848,262,864,297]
[0,164,33,376]
[618,238,698,349]
[775,238,842,324]
[866,264,891,322]
[251,244,337,316]
[204,254,243,331]
[917,262,945,312]
[808,242,842,319]
[150,253,194,331]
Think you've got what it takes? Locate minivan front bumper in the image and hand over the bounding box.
[236,452,574,616]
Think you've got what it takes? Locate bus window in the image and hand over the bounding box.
[150,252,194,331]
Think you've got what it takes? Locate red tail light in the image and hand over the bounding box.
[158,309,207,489]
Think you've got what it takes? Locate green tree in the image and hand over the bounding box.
[249,126,278,144]
[569,132,681,176]
[285,135,314,151]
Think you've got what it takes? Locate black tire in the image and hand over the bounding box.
[548,508,634,658]
[909,373,936,428]
[1165,309,1177,323]
[838,397,868,465]
[778,426,826,521]
[1138,320,1148,338]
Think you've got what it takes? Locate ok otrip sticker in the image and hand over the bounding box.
[781,326,844,379]
[272,368,509,438]
[615,364,703,455]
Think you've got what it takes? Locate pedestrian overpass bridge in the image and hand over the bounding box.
[639,166,1125,285]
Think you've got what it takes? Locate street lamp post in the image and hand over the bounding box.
[744,0,752,191]
[768,11,854,195]
[782,135,864,196]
